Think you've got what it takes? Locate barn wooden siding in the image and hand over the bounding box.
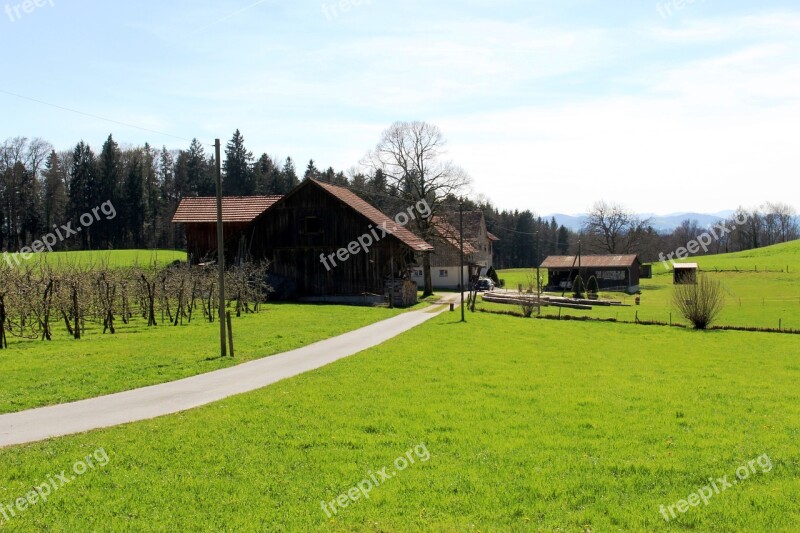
[245,182,424,297]
[185,222,248,263]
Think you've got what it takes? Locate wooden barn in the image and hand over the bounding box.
[171,196,281,262]
[173,180,433,304]
[245,179,433,302]
[541,254,642,294]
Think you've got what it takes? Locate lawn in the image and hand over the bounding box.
[3,249,187,269]
[0,312,797,531]
[0,303,414,414]
[497,241,800,330]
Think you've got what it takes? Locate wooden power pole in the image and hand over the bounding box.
[460,201,465,323]
[214,139,227,357]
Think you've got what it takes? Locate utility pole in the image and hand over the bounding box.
[214,139,227,357]
[459,200,465,323]
[536,230,541,315]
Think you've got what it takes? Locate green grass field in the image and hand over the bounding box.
[497,241,800,330]
[0,303,413,414]
[1,244,798,530]
[0,312,797,531]
[2,249,187,269]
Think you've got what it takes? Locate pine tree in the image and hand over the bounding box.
[187,139,213,196]
[512,211,536,267]
[223,130,254,195]
[282,157,299,192]
[42,150,68,233]
[253,153,277,194]
[557,225,570,254]
[68,141,96,248]
[123,149,145,247]
[304,159,320,181]
[97,135,122,247]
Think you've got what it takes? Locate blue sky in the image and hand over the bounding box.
[2,0,799,215]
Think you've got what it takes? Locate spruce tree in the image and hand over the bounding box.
[304,159,320,181]
[97,135,121,247]
[68,141,96,248]
[223,130,254,195]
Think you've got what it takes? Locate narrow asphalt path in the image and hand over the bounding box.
[0,295,463,448]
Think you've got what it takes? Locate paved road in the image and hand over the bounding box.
[0,295,462,448]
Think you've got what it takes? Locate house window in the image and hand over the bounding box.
[439,269,448,278]
[415,269,423,277]
[302,216,322,235]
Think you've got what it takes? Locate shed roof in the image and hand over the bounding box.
[541,255,640,269]
[311,180,434,252]
[172,196,282,224]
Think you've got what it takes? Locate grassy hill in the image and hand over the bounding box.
[2,249,187,269]
[659,239,800,273]
[497,240,800,330]
[0,313,796,530]
[0,303,418,414]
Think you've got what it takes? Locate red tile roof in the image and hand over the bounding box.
[172,196,282,224]
[431,215,479,254]
[541,255,640,269]
[313,180,434,252]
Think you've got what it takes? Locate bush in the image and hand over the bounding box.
[519,274,537,317]
[572,275,586,299]
[586,276,599,295]
[673,275,725,330]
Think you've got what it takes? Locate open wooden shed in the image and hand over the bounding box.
[673,263,698,284]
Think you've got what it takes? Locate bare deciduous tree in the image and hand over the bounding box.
[363,121,471,296]
[582,201,651,254]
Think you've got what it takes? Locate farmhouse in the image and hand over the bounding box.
[541,254,641,294]
[172,179,434,305]
[411,211,498,290]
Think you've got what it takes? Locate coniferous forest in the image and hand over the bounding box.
[2,130,796,268]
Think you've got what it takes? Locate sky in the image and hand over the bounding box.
[2,0,799,215]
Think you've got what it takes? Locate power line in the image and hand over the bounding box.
[0,89,213,147]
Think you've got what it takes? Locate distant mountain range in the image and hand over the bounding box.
[545,211,736,233]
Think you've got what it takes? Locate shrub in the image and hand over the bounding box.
[572,275,586,299]
[519,274,537,317]
[586,276,599,295]
[673,275,725,330]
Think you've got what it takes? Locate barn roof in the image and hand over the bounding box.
[431,215,479,254]
[310,180,434,252]
[172,196,282,224]
[541,255,640,269]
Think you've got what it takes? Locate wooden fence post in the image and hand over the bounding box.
[226,311,235,358]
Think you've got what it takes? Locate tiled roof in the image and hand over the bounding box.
[172,196,282,224]
[431,215,479,254]
[541,255,640,269]
[487,231,500,241]
[312,180,434,252]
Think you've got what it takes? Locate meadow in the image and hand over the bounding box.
[0,244,798,531]
[496,240,800,330]
[0,303,419,415]
[1,249,187,269]
[0,312,797,531]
